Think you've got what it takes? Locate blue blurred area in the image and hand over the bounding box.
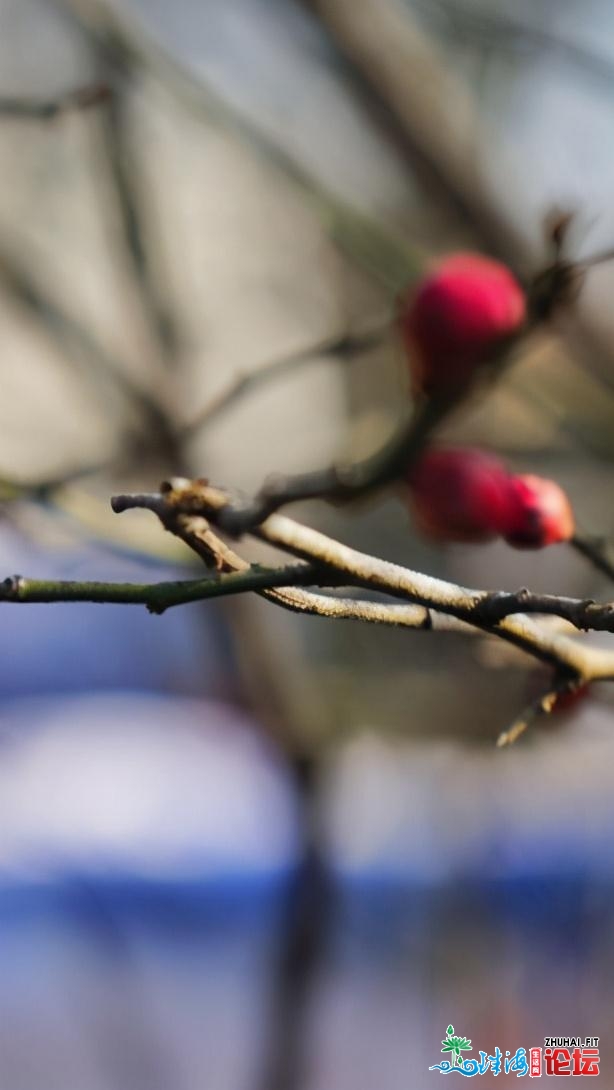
[0,524,305,1089]
[0,524,236,698]
[1,519,614,1086]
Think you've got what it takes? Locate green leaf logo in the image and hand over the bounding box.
[441,1024,473,1068]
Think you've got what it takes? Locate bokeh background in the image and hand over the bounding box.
[1,0,614,1085]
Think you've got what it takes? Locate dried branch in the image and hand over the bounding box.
[111,479,614,682]
[0,82,110,121]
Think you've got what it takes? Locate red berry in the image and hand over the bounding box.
[407,448,512,542]
[399,252,526,395]
[503,474,575,549]
[553,683,589,714]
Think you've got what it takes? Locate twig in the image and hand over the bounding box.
[199,323,528,534]
[119,481,475,628]
[0,460,110,503]
[0,565,320,614]
[0,82,110,120]
[305,0,614,398]
[111,480,614,681]
[570,531,614,585]
[0,564,496,635]
[182,322,391,439]
[96,73,179,364]
[57,0,419,295]
[304,0,528,266]
[415,0,614,94]
[496,680,574,748]
[0,239,167,432]
[212,394,460,535]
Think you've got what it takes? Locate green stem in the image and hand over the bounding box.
[0,563,316,615]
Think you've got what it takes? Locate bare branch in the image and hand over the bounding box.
[496,680,577,748]
[0,240,171,440]
[58,0,419,295]
[182,323,391,440]
[112,479,614,681]
[96,76,179,364]
[213,394,460,535]
[571,532,614,585]
[0,564,319,614]
[0,82,110,121]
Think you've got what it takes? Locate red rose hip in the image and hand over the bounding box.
[503,473,575,548]
[407,447,512,542]
[399,252,526,395]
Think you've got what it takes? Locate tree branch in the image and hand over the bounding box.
[182,323,391,439]
[0,83,110,121]
[96,71,179,365]
[570,531,614,585]
[0,564,319,614]
[111,479,614,681]
[496,679,576,748]
[212,393,463,534]
[0,239,167,434]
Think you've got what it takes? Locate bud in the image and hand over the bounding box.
[503,474,575,549]
[399,252,526,395]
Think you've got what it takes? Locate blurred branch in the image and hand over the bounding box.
[202,324,529,534]
[496,679,572,748]
[96,71,179,363]
[304,0,614,397]
[214,394,456,534]
[571,531,614,585]
[57,0,419,294]
[183,321,392,439]
[304,0,528,267]
[419,0,614,93]
[0,460,110,503]
[0,239,173,439]
[0,81,110,120]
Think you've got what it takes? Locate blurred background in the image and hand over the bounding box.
[1,0,614,1085]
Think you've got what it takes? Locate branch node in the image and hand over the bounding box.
[1,574,23,600]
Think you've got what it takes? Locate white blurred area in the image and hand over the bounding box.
[0,692,299,883]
